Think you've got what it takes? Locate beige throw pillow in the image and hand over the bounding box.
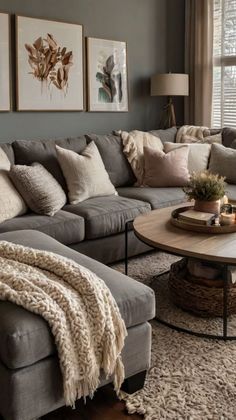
[10,163,66,216]
[143,146,190,187]
[120,130,163,186]
[56,142,117,204]
[164,142,211,173]
[0,148,27,223]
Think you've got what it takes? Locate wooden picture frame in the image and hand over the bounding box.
[0,12,11,111]
[87,37,129,112]
[16,15,84,111]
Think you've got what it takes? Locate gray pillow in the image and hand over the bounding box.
[222,127,236,148]
[208,143,236,184]
[149,127,177,144]
[85,134,136,187]
[231,139,236,149]
[10,163,67,216]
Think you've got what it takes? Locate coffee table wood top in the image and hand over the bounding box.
[133,204,236,265]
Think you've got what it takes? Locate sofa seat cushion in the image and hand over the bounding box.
[117,187,186,209]
[0,230,155,369]
[64,195,151,239]
[0,210,84,245]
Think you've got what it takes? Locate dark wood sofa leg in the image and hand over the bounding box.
[121,370,146,394]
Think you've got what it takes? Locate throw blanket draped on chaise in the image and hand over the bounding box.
[0,241,127,406]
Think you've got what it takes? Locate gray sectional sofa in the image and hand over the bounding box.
[0,127,188,265]
[1,125,236,420]
[1,126,236,263]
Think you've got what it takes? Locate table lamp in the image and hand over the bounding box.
[151,73,189,129]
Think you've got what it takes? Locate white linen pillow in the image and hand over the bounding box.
[164,142,211,173]
[0,147,27,223]
[56,142,117,204]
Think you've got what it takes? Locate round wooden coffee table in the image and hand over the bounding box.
[133,204,236,341]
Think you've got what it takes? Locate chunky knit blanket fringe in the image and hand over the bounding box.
[0,241,127,407]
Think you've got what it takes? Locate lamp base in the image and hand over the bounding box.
[159,97,176,129]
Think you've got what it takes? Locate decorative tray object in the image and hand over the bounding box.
[171,206,236,234]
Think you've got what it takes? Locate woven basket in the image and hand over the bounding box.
[168,259,236,317]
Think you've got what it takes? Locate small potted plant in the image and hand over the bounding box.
[183,171,226,214]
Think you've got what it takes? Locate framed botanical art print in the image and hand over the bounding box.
[87,37,128,112]
[16,16,84,111]
[0,13,11,111]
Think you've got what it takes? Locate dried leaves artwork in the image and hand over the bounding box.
[25,34,73,95]
[96,53,122,103]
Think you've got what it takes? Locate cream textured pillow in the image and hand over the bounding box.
[10,163,67,216]
[164,142,211,173]
[119,130,163,186]
[143,146,190,187]
[56,142,117,204]
[0,148,27,223]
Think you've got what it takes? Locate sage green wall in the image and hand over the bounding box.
[0,0,185,142]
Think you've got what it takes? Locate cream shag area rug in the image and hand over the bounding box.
[112,251,236,420]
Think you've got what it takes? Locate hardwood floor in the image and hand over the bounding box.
[43,385,142,420]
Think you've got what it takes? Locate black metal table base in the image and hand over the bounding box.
[125,218,236,341]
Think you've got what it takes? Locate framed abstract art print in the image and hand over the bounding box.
[0,13,11,111]
[87,37,128,112]
[16,15,84,111]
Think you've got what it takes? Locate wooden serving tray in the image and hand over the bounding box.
[171,206,236,234]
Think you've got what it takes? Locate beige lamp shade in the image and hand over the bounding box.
[151,73,189,97]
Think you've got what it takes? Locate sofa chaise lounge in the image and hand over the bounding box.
[0,229,155,420]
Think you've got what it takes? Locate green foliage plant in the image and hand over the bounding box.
[183,171,226,202]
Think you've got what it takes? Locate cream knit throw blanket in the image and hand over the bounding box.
[0,241,127,406]
[118,130,163,186]
[176,125,210,143]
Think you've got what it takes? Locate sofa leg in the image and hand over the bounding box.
[121,370,147,394]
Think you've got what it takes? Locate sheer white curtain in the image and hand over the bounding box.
[185,0,214,126]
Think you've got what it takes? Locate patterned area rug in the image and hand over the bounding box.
[112,251,236,420]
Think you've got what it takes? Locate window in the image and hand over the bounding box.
[212,0,236,128]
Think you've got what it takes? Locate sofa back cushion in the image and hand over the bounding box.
[12,136,87,191]
[85,133,136,187]
[149,126,177,144]
[209,143,236,184]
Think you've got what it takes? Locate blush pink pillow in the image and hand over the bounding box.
[143,145,190,187]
